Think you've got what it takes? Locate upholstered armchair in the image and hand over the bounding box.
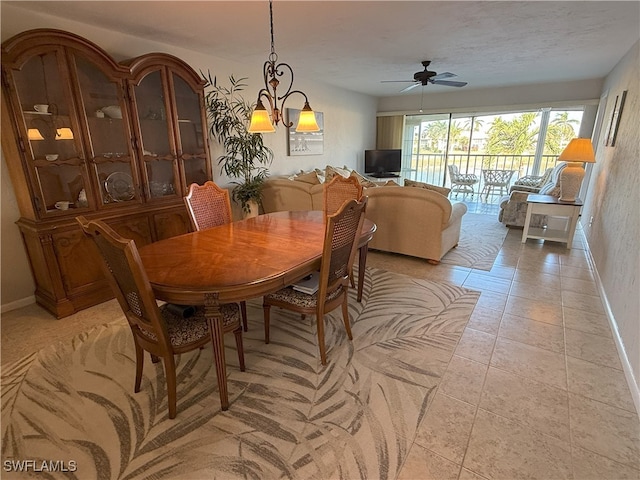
[498,162,566,227]
[509,167,554,194]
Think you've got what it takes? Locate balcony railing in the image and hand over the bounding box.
[404,153,558,192]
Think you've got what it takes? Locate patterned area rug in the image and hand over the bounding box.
[441,212,509,270]
[1,268,478,480]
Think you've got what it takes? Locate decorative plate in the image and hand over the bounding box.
[104,172,134,202]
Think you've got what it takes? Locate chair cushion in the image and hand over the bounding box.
[265,286,343,309]
[140,303,240,347]
[404,179,451,196]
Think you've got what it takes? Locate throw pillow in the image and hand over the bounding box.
[539,182,561,197]
[325,165,351,182]
[294,171,321,185]
[350,170,378,188]
[384,180,401,187]
[404,178,451,196]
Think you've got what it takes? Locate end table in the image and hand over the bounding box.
[521,194,583,249]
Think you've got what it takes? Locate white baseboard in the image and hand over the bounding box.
[585,243,640,418]
[1,296,36,314]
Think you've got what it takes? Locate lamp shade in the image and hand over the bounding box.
[248,100,275,133]
[557,138,594,202]
[558,138,595,163]
[55,128,74,140]
[27,128,45,141]
[295,102,320,132]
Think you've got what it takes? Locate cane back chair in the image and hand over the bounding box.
[76,216,245,419]
[184,181,248,331]
[323,175,363,217]
[263,197,368,365]
[323,175,364,288]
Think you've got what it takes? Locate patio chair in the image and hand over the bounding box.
[263,197,367,365]
[76,216,245,419]
[481,169,515,201]
[184,181,248,331]
[447,165,479,198]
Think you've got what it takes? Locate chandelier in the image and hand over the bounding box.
[248,0,319,133]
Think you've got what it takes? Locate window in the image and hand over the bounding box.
[402,107,584,188]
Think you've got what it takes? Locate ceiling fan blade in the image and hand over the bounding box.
[431,72,457,81]
[381,80,414,83]
[400,83,420,93]
[430,79,468,87]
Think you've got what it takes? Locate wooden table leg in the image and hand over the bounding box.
[357,244,369,302]
[205,292,229,410]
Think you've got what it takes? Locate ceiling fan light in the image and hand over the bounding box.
[295,102,320,132]
[248,100,275,133]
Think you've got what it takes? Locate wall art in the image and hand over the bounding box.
[287,108,324,156]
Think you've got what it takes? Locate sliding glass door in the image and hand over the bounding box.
[402,107,584,189]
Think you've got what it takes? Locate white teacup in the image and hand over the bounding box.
[34,104,49,113]
[54,201,71,211]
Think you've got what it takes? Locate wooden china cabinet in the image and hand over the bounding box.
[1,29,213,317]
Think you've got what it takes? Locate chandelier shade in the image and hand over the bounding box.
[248,0,319,134]
[248,100,276,133]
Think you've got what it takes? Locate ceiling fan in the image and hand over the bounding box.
[382,60,467,92]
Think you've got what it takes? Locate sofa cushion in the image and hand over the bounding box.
[325,165,351,182]
[350,170,378,188]
[294,171,321,185]
[384,180,401,186]
[404,179,451,197]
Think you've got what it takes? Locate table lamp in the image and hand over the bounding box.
[557,138,595,202]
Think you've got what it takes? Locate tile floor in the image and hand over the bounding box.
[367,225,640,480]
[2,220,639,479]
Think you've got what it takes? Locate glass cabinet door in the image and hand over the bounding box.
[11,50,89,215]
[74,54,139,206]
[133,69,179,200]
[173,73,209,188]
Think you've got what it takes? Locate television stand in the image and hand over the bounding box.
[368,173,400,178]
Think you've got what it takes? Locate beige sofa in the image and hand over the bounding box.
[261,175,467,263]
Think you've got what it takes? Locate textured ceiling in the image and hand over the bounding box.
[7,1,640,97]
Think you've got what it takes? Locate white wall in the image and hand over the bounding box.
[581,41,640,405]
[0,4,377,307]
[377,78,603,115]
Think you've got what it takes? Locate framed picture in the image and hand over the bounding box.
[605,90,627,147]
[287,108,324,156]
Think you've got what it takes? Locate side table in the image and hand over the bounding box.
[521,194,583,249]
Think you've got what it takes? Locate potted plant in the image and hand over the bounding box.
[202,73,273,216]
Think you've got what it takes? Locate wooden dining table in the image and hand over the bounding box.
[138,210,376,410]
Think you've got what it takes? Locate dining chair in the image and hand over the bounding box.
[323,175,363,288]
[263,197,368,365]
[76,216,245,419]
[323,175,363,217]
[184,181,248,332]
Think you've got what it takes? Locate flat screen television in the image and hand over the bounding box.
[364,149,402,177]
